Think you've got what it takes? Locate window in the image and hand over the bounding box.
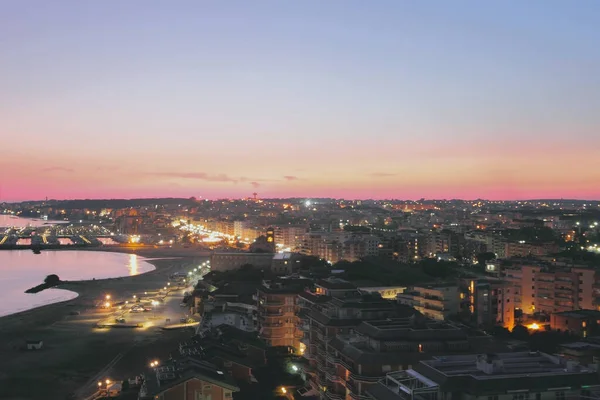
[488,396,498,400]
[555,391,565,400]
[225,392,233,398]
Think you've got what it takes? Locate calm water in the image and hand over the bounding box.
[0,250,155,317]
[0,214,67,228]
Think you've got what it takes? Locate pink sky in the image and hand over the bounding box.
[2,139,599,201]
[2,2,600,202]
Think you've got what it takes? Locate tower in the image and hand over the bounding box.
[253,192,258,200]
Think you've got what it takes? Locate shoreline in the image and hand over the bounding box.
[0,247,209,400]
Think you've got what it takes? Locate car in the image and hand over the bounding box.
[180,303,187,307]
[116,317,126,323]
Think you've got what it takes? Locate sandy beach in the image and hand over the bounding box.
[0,246,210,400]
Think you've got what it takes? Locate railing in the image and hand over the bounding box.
[299,322,310,332]
[325,387,344,400]
[326,370,342,384]
[260,310,283,317]
[260,298,285,306]
[327,354,353,372]
[350,372,384,383]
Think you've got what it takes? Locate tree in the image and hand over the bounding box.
[44,274,60,286]
[476,252,496,265]
[511,325,530,340]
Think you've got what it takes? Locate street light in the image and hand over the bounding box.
[105,294,111,300]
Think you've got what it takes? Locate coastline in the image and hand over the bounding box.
[0,246,209,400]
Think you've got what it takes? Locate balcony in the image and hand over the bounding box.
[326,370,342,384]
[350,372,384,383]
[327,354,353,371]
[325,390,344,400]
[298,322,310,332]
[260,298,285,306]
[260,309,284,317]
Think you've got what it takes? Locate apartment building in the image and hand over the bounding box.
[460,278,515,329]
[299,232,380,262]
[274,225,307,250]
[324,317,502,400]
[505,241,560,258]
[496,261,597,316]
[366,352,600,400]
[397,284,459,321]
[298,287,405,398]
[256,278,311,351]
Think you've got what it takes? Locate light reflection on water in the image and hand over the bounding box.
[129,254,138,276]
[0,250,155,317]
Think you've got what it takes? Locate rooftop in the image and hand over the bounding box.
[553,309,600,319]
[316,277,356,290]
[272,252,293,260]
[419,352,595,379]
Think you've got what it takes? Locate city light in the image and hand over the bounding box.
[527,323,540,330]
[280,387,287,394]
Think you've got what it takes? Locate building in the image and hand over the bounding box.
[210,252,274,272]
[397,284,459,321]
[274,225,307,250]
[324,317,501,400]
[366,352,600,400]
[138,358,239,400]
[551,310,600,336]
[256,278,311,350]
[298,284,415,398]
[179,324,267,384]
[358,285,406,300]
[271,252,296,275]
[501,263,596,317]
[460,278,515,329]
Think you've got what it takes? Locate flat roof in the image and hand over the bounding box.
[421,352,594,379]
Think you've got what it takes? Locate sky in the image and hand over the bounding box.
[1,1,599,201]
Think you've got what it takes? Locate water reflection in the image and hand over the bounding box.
[0,250,154,317]
[129,254,138,276]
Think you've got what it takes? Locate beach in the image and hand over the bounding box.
[0,246,209,400]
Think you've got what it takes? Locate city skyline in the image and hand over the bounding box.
[2,1,599,202]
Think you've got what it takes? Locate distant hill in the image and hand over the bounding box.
[18,197,197,209]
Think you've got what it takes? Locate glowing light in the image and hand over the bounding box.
[129,254,138,276]
[280,387,287,394]
[527,323,540,330]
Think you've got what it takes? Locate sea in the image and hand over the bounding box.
[0,216,154,317]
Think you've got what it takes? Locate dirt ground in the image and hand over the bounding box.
[0,248,208,400]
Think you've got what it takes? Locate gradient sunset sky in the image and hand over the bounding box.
[2,1,599,201]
